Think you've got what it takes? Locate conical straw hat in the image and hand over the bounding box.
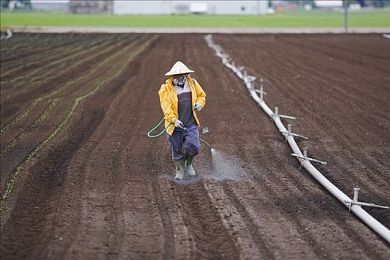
[165,61,194,76]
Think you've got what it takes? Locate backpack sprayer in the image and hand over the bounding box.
[147,117,214,151]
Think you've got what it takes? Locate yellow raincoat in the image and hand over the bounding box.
[158,76,206,135]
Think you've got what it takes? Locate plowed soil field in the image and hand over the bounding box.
[1,33,389,259]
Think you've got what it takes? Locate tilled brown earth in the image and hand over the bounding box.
[1,34,389,259]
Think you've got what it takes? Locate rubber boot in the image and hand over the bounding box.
[174,159,185,180]
[185,156,196,177]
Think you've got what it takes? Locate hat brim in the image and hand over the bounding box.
[164,70,194,76]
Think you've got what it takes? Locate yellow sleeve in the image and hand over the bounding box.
[193,79,206,108]
[158,84,177,124]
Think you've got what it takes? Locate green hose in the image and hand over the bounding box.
[147,117,169,138]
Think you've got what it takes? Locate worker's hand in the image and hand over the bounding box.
[174,119,184,129]
[194,103,202,112]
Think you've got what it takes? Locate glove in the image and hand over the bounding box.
[174,119,184,129]
[194,103,202,112]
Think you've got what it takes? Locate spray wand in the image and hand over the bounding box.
[182,126,214,151]
[147,117,214,151]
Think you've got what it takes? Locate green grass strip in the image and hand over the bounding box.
[1,9,390,28]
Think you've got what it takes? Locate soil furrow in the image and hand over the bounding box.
[176,181,239,260]
[221,182,275,259]
[2,34,90,72]
[147,146,175,260]
[264,141,386,259]
[47,35,163,259]
[0,37,148,194]
[0,108,105,260]
[1,36,139,131]
[213,34,390,237]
[1,35,156,207]
[1,34,66,59]
[213,33,390,255]
[1,34,96,75]
[1,34,125,100]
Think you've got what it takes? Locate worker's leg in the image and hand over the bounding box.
[168,130,186,180]
[182,126,200,176]
[183,126,200,157]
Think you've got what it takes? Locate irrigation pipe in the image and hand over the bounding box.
[0,29,12,40]
[204,34,390,243]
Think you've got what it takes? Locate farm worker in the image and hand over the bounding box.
[158,61,206,180]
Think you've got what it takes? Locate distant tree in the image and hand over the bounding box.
[0,0,32,9]
[374,0,386,7]
[19,0,32,9]
[1,0,10,9]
